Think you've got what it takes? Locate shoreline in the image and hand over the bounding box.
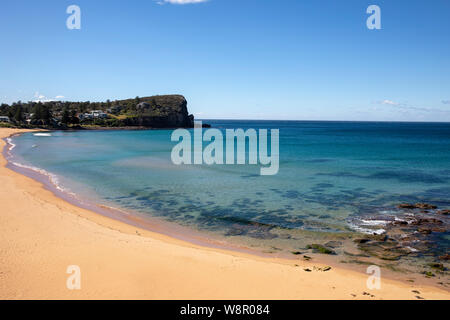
[3,132,296,260]
[0,128,449,299]
[0,131,410,277]
[5,153,287,261]
[6,136,448,288]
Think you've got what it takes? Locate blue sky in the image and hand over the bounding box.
[1,0,449,121]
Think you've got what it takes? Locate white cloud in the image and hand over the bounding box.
[157,0,208,5]
[33,92,65,102]
[381,99,400,106]
[442,100,450,104]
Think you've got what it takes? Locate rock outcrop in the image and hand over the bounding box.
[122,95,194,128]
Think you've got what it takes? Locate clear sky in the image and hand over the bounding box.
[1,0,449,121]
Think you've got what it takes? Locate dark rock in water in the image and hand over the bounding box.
[397,203,437,210]
[439,254,450,261]
[324,240,342,248]
[414,203,437,210]
[412,218,443,225]
[436,209,450,215]
[379,252,404,261]
[354,204,449,265]
[356,240,410,261]
[418,228,432,235]
[430,227,446,233]
[353,238,371,244]
[428,263,445,271]
[344,250,370,258]
[398,203,416,209]
[369,234,388,242]
[306,244,336,255]
[397,234,421,242]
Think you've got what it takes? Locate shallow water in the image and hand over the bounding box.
[8,121,450,277]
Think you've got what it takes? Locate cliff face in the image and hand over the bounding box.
[121,95,194,128]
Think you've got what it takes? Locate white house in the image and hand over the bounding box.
[91,110,108,118]
[0,116,10,122]
[79,113,93,120]
[79,110,108,120]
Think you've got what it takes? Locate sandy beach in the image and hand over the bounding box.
[0,128,448,300]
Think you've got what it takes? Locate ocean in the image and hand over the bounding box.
[7,120,450,276]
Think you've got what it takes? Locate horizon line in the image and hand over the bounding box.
[197,118,450,124]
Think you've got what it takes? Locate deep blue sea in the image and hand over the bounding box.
[8,121,450,272]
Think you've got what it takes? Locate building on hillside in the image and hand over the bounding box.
[79,110,108,120]
[107,105,122,114]
[91,110,108,118]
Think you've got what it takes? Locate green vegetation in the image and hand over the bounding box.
[428,263,445,271]
[306,244,336,255]
[0,122,17,128]
[424,271,435,277]
[0,95,194,129]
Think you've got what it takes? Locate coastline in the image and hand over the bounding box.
[0,128,449,300]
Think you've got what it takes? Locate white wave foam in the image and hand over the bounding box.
[33,133,52,137]
[6,137,16,151]
[394,217,415,225]
[347,222,386,235]
[359,219,388,226]
[379,210,397,214]
[5,137,77,198]
[9,161,75,196]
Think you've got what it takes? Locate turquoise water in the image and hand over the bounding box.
[7,121,450,270]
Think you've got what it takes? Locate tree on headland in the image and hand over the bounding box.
[14,105,23,123]
[41,105,52,124]
[70,109,79,124]
[32,103,42,122]
[7,109,14,119]
[32,102,52,125]
[61,108,70,124]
